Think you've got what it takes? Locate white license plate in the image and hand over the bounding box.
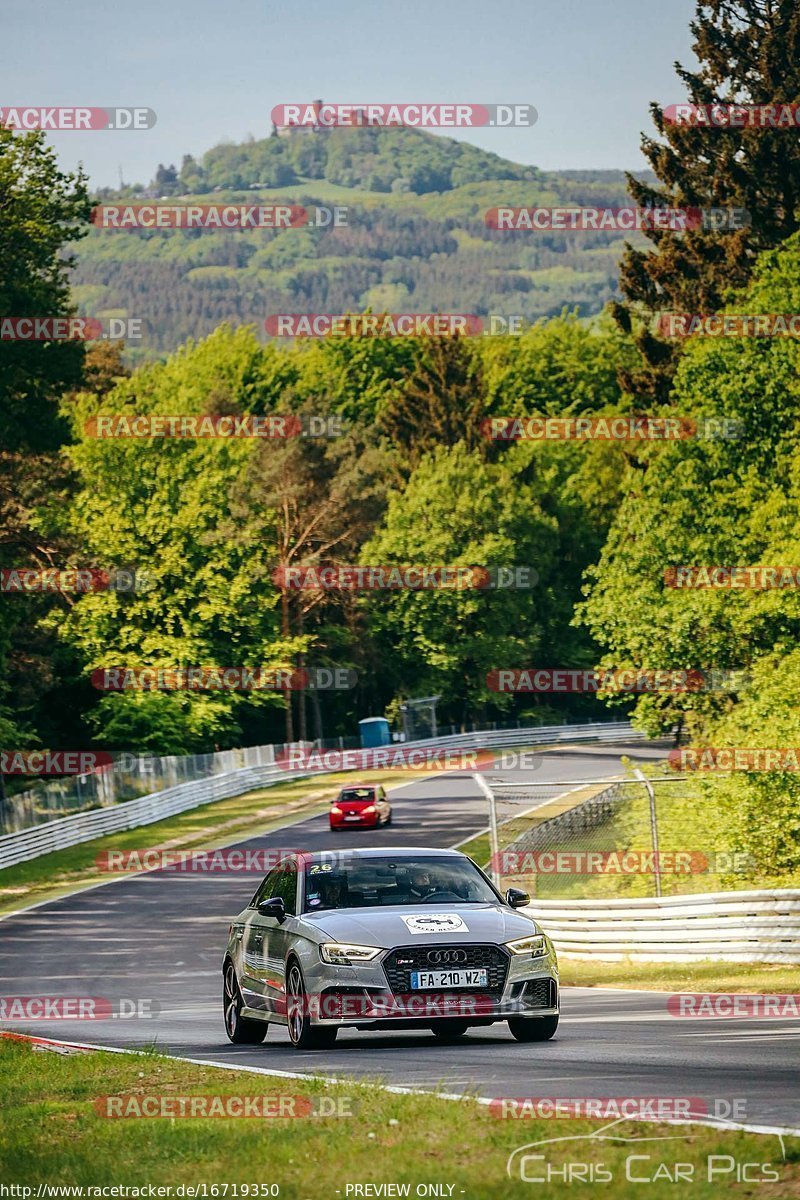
[410,969,487,989]
[345,813,363,821]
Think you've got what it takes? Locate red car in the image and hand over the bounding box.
[329,783,392,830]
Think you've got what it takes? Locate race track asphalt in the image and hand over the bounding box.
[1,742,797,1130]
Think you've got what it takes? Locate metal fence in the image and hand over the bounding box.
[470,772,800,962]
[522,890,800,963]
[0,743,280,834]
[0,719,640,869]
[475,770,764,899]
[0,717,640,835]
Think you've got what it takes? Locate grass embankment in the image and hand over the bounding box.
[1,1039,797,1197]
[558,959,800,994]
[0,766,429,918]
[459,777,799,995]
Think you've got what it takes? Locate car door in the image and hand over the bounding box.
[240,868,281,1010]
[260,857,300,1017]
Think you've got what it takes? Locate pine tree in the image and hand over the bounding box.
[616,0,800,401]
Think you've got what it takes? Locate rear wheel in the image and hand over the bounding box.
[223,961,267,1044]
[430,1020,469,1042]
[508,1015,559,1042]
[286,962,338,1049]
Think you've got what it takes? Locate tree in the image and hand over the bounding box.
[361,443,559,721]
[226,398,391,740]
[376,336,486,468]
[154,163,180,195]
[58,327,301,751]
[615,0,800,400]
[579,233,800,739]
[0,128,91,453]
[0,127,91,752]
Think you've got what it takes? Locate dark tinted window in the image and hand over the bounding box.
[270,860,298,916]
[340,787,374,802]
[250,868,279,907]
[302,855,497,912]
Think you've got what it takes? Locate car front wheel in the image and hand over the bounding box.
[508,1015,559,1042]
[286,962,338,1049]
[223,961,267,1044]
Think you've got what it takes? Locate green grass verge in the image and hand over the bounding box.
[558,958,800,994]
[1,1040,797,1196]
[0,767,429,918]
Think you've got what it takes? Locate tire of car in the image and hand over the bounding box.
[429,1020,469,1042]
[286,960,339,1049]
[223,960,268,1044]
[507,1015,559,1042]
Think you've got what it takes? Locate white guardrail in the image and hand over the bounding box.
[523,891,800,964]
[0,720,641,870]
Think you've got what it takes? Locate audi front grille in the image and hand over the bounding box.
[382,943,510,995]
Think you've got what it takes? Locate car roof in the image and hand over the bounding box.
[302,846,465,860]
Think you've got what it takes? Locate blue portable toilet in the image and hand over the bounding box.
[359,717,391,748]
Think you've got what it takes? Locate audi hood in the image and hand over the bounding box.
[299,902,543,946]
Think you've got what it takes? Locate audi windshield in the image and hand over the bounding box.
[302,855,498,912]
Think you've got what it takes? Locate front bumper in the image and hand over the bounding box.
[329,814,379,828]
[300,943,559,1027]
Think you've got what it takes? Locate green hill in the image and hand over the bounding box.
[73,127,648,359]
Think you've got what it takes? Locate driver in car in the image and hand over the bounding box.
[408,866,438,900]
[317,876,346,910]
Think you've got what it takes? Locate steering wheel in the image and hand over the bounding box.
[421,890,461,902]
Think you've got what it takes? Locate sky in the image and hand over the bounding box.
[2,0,698,189]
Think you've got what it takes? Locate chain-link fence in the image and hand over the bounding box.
[0,743,279,834]
[467,772,757,899]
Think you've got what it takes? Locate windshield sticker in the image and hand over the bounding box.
[401,913,468,934]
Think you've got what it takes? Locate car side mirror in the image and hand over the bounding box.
[257,896,286,921]
[505,887,530,909]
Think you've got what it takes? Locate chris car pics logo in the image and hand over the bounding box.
[506,1118,784,1185]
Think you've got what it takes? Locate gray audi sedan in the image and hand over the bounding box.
[223,846,559,1049]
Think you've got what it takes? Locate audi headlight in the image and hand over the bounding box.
[361,805,376,814]
[505,935,547,957]
[319,942,382,965]
[330,805,343,815]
